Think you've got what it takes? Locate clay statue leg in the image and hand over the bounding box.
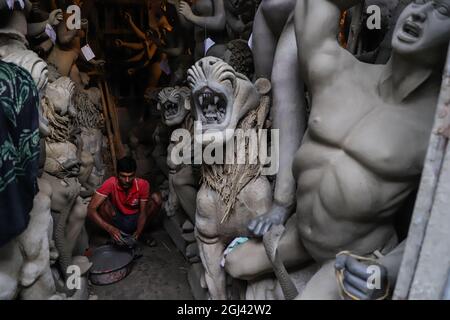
[66,197,88,259]
[172,166,198,222]
[195,186,228,300]
[225,217,311,281]
[269,15,307,206]
[252,5,277,79]
[0,240,23,300]
[152,147,169,178]
[196,235,227,300]
[78,151,95,194]
[18,185,56,299]
[297,259,341,300]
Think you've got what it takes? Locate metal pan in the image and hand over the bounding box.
[89,245,135,286]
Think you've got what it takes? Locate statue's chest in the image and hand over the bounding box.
[307,87,437,177]
[193,0,214,16]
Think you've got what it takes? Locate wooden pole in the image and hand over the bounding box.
[394,42,450,299]
[104,81,125,158]
[98,79,117,174]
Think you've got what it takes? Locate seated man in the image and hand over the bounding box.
[87,156,162,247]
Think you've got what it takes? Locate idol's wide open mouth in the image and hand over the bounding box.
[397,19,423,43]
[163,101,180,120]
[194,87,229,126]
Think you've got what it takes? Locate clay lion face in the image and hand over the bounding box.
[187,57,262,145]
[393,0,450,64]
[158,86,191,126]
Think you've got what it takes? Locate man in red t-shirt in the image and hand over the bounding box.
[87,157,161,245]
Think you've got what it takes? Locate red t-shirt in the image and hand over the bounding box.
[96,177,150,215]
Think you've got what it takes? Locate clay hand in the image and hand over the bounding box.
[335,254,390,300]
[91,59,106,67]
[248,203,290,237]
[115,39,123,47]
[178,1,194,20]
[124,12,132,23]
[48,9,63,26]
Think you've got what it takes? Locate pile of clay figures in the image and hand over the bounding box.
[0,0,106,300]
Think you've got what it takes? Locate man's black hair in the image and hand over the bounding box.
[117,156,137,174]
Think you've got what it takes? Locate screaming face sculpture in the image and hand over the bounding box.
[158,86,191,127]
[393,0,450,64]
[187,57,261,145]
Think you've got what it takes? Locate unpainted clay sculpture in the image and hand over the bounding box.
[158,86,198,222]
[225,0,450,300]
[0,0,62,92]
[0,178,61,300]
[187,57,273,299]
[41,76,92,287]
[47,17,103,85]
[177,0,227,60]
[245,0,308,243]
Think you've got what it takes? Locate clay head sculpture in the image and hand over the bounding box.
[392,0,450,66]
[187,57,263,145]
[158,86,191,126]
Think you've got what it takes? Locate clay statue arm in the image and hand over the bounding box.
[145,42,158,60]
[168,0,192,29]
[87,193,122,242]
[249,21,305,237]
[115,39,145,50]
[225,10,246,34]
[294,0,358,87]
[124,12,147,41]
[126,50,146,63]
[178,0,226,31]
[27,9,63,37]
[335,241,405,300]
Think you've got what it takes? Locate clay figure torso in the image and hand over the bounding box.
[293,60,439,261]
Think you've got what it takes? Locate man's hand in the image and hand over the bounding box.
[248,203,290,237]
[132,231,140,240]
[335,253,390,300]
[48,9,63,26]
[106,225,123,243]
[178,1,194,20]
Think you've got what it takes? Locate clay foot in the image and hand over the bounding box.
[72,256,93,276]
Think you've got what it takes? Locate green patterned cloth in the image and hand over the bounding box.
[0,60,40,247]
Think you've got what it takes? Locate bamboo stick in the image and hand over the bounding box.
[99,79,117,174]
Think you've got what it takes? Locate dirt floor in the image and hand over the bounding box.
[87,228,193,300]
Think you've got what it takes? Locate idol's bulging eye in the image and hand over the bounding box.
[436,4,450,16]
